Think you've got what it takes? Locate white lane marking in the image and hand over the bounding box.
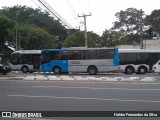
[7,95,160,103]
[132,83,160,85]
[32,85,160,91]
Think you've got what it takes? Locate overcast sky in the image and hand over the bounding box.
[0,0,160,35]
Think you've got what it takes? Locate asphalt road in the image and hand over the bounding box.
[0,79,160,120]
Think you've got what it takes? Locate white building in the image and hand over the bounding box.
[117,39,160,50]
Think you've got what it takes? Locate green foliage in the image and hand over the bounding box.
[121,34,141,45]
[113,8,144,34]
[0,12,14,46]
[1,5,160,50]
[110,8,148,45]
[18,23,56,49]
[1,5,65,35]
[88,32,101,47]
[101,30,123,47]
[62,31,84,47]
[62,31,99,48]
[1,5,69,49]
[145,9,160,36]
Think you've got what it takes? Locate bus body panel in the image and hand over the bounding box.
[41,59,118,73]
[9,64,33,71]
[68,59,118,73]
[41,60,68,72]
[68,59,112,72]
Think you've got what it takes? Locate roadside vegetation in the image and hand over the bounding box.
[0,5,160,51]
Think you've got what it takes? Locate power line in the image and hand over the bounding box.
[65,0,77,19]
[65,0,82,30]
[78,0,84,14]
[35,0,73,29]
[86,0,91,13]
[30,0,42,8]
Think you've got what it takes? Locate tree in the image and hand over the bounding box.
[145,9,160,37]
[101,29,123,47]
[112,8,144,34]
[1,5,70,48]
[0,12,14,46]
[62,31,99,48]
[18,23,56,50]
[121,34,141,45]
[88,32,102,47]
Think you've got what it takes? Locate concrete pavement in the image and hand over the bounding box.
[0,75,160,83]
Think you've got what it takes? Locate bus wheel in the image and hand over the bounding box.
[21,66,29,73]
[3,72,7,75]
[88,66,97,75]
[138,66,147,74]
[125,66,134,74]
[53,66,61,74]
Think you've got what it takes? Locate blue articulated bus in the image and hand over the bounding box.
[41,47,119,75]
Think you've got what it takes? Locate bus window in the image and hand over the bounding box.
[89,50,97,59]
[73,50,81,60]
[108,49,115,59]
[41,52,52,64]
[27,54,35,64]
[21,54,26,64]
[126,53,137,63]
[119,53,126,65]
[84,50,89,59]
[10,53,21,65]
[61,51,72,60]
[97,50,107,59]
[137,53,148,63]
[33,55,41,69]
[52,51,61,60]
[80,50,88,59]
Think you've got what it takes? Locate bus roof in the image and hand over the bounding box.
[119,49,160,53]
[12,50,41,54]
[42,47,117,52]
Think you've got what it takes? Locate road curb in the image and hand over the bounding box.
[0,75,160,83]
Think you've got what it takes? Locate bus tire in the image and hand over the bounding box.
[88,66,98,75]
[138,66,147,74]
[21,66,29,73]
[3,72,7,75]
[53,66,61,74]
[125,66,134,74]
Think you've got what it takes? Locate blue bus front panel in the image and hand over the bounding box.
[113,48,119,66]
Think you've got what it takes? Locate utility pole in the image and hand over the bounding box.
[19,32,21,50]
[78,13,92,48]
[140,9,143,49]
[16,21,18,51]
